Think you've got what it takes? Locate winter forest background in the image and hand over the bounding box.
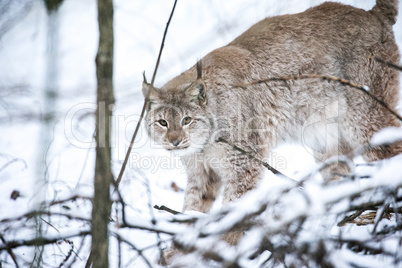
[1,0,402,267]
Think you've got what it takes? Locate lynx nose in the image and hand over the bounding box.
[171,139,181,147]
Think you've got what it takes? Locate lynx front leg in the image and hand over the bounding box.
[161,155,221,266]
[182,154,222,213]
[313,140,354,182]
[182,173,221,213]
[364,140,402,162]
[218,148,265,245]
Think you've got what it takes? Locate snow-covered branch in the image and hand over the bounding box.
[164,153,402,267]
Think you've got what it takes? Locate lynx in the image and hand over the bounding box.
[143,0,401,252]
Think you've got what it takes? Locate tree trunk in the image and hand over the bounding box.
[33,1,63,267]
[91,0,114,266]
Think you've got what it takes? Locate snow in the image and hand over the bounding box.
[371,126,402,146]
[1,0,402,267]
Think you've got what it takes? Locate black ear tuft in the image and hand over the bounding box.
[142,71,148,84]
[196,60,202,80]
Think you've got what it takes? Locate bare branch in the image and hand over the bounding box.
[233,74,402,121]
[0,210,90,225]
[154,205,181,215]
[120,221,176,236]
[217,137,296,183]
[0,231,90,251]
[0,234,19,267]
[337,210,365,226]
[49,195,92,207]
[143,174,167,265]
[149,0,178,88]
[115,0,178,187]
[112,232,154,268]
[0,158,27,174]
[57,239,75,268]
[374,57,402,72]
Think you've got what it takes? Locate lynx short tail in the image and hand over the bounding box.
[372,0,399,25]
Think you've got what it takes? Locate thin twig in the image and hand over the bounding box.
[117,232,122,268]
[376,222,402,235]
[333,238,395,256]
[0,158,27,174]
[373,57,402,72]
[0,230,90,251]
[58,240,74,268]
[120,221,176,236]
[110,178,127,225]
[154,205,181,215]
[149,0,178,87]
[0,210,90,225]
[337,210,365,226]
[68,235,87,267]
[233,74,402,121]
[0,234,19,267]
[216,137,296,183]
[85,251,92,268]
[49,195,91,207]
[112,232,154,268]
[348,195,402,213]
[143,174,167,265]
[74,129,96,190]
[40,217,60,233]
[372,201,390,234]
[115,0,178,187]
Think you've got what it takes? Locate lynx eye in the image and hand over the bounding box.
[158,119,168,127]
[182,116,192,125]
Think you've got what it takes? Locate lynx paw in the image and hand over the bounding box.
[222,230,243,245]
[158,247,181,266]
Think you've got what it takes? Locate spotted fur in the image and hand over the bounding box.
[144,0,401,254]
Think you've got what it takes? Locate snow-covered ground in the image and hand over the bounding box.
[0,0,402,267]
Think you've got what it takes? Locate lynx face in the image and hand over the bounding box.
[143,79,213,156]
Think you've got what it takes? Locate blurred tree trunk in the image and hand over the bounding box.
[90,0,115,266]
[33,1,63,267]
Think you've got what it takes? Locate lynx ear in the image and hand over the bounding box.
[186,79,207,105]
[142,81,153,99]
[142,75,159,110]
[185,60,207,105]
[142,72,153,98]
